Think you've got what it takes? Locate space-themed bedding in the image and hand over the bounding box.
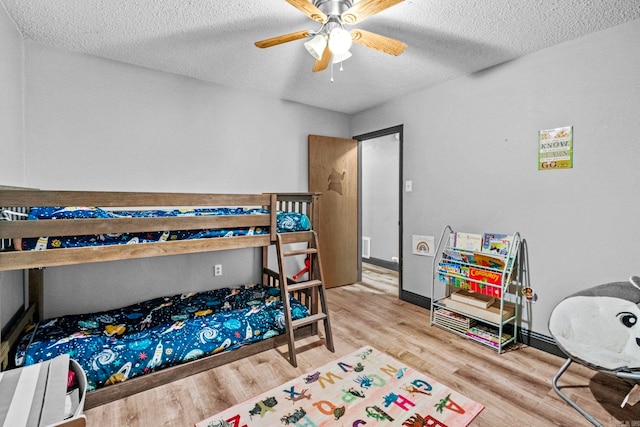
[18,206,311,250]
[14,284,310,391]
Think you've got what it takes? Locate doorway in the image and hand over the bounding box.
[354,125,403,296]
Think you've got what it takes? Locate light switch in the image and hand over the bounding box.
[405,180,412,192]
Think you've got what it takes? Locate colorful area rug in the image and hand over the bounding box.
[196,346,483,427]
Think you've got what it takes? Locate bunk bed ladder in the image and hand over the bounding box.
[275,230,334,367]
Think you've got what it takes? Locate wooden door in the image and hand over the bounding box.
[308,134,358,288]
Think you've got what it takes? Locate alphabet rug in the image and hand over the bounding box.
[196,346,483,427]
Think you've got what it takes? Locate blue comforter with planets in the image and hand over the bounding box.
[19,206,310,250]
[15,284,309,391]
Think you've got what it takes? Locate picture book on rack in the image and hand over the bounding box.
[443,249,475,264]
[454,232,483,252]
[481,233,512,256]
[473,253,506,269]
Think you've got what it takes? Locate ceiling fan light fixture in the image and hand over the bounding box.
[332,50,352,64]
[304,34,327,60]
[328,26,352,55]
[254,0,407,75]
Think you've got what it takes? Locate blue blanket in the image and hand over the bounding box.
[16,284,309,391]
[21,206,310,250]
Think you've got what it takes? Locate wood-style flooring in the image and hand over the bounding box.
[85,264,637,426]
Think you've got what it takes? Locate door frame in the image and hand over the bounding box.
[353,124,403,297]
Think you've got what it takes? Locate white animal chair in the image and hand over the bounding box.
[549,276,640,426]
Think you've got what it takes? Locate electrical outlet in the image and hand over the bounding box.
[214,264,222,276]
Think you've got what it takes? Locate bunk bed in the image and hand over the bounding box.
[0,188,321,408]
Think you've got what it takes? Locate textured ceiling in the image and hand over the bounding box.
[3,0,640,114]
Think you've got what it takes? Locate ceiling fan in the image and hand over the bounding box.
[255,0,407,72]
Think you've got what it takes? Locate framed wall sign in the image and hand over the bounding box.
[538,126,573,170]
[412,235,435,256]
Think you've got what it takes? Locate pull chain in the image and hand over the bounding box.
[330,62,345,83]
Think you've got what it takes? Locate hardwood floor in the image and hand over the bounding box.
[85,264,637,426]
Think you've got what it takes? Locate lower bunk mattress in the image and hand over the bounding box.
[15,284,309,391]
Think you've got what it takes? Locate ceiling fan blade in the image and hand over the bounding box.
[313,47,332,72]
[286,0,328,23]
[255,30,309,49]
[341,0,404,25]
[351,29,407,56]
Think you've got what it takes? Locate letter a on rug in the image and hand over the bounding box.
[196,346,483,427]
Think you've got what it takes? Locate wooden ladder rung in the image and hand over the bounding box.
[292,313,327,329]
[287,279,322,293]
[283,248,318,257]
[277,230,314,245]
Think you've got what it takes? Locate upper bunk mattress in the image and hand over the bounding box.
[18,206,310,250]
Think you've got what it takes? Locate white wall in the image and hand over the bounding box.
[17,41,350,318]
[351,18,640,336]
[0,3,26,331]
[0,3,23,185]
[23,41,349,193]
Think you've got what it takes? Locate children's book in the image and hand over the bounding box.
[454,232,483,252]
[468,267,503,297]
[468,267,502,285]
[438,262,462,275]
[450,289,495,309]
[481,233,512,255]
[443,249,464,262]
[467,324,512,347]
[473,252,506,269]
[487,239,509,256]
[443,249,475,264]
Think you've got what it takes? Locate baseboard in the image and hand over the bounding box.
[517,329,565,357]
[363,257,399,272]
[400,289,430,308]
[400,290,564,358]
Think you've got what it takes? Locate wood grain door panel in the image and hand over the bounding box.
[308,134,358,288]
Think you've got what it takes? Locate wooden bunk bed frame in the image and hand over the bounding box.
[0,188,320,408]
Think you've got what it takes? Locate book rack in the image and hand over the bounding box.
[430,226,522,353]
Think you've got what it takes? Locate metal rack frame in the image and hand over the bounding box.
[430,225,523,353]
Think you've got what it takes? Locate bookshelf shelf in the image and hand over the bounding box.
[430,226,522,353]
